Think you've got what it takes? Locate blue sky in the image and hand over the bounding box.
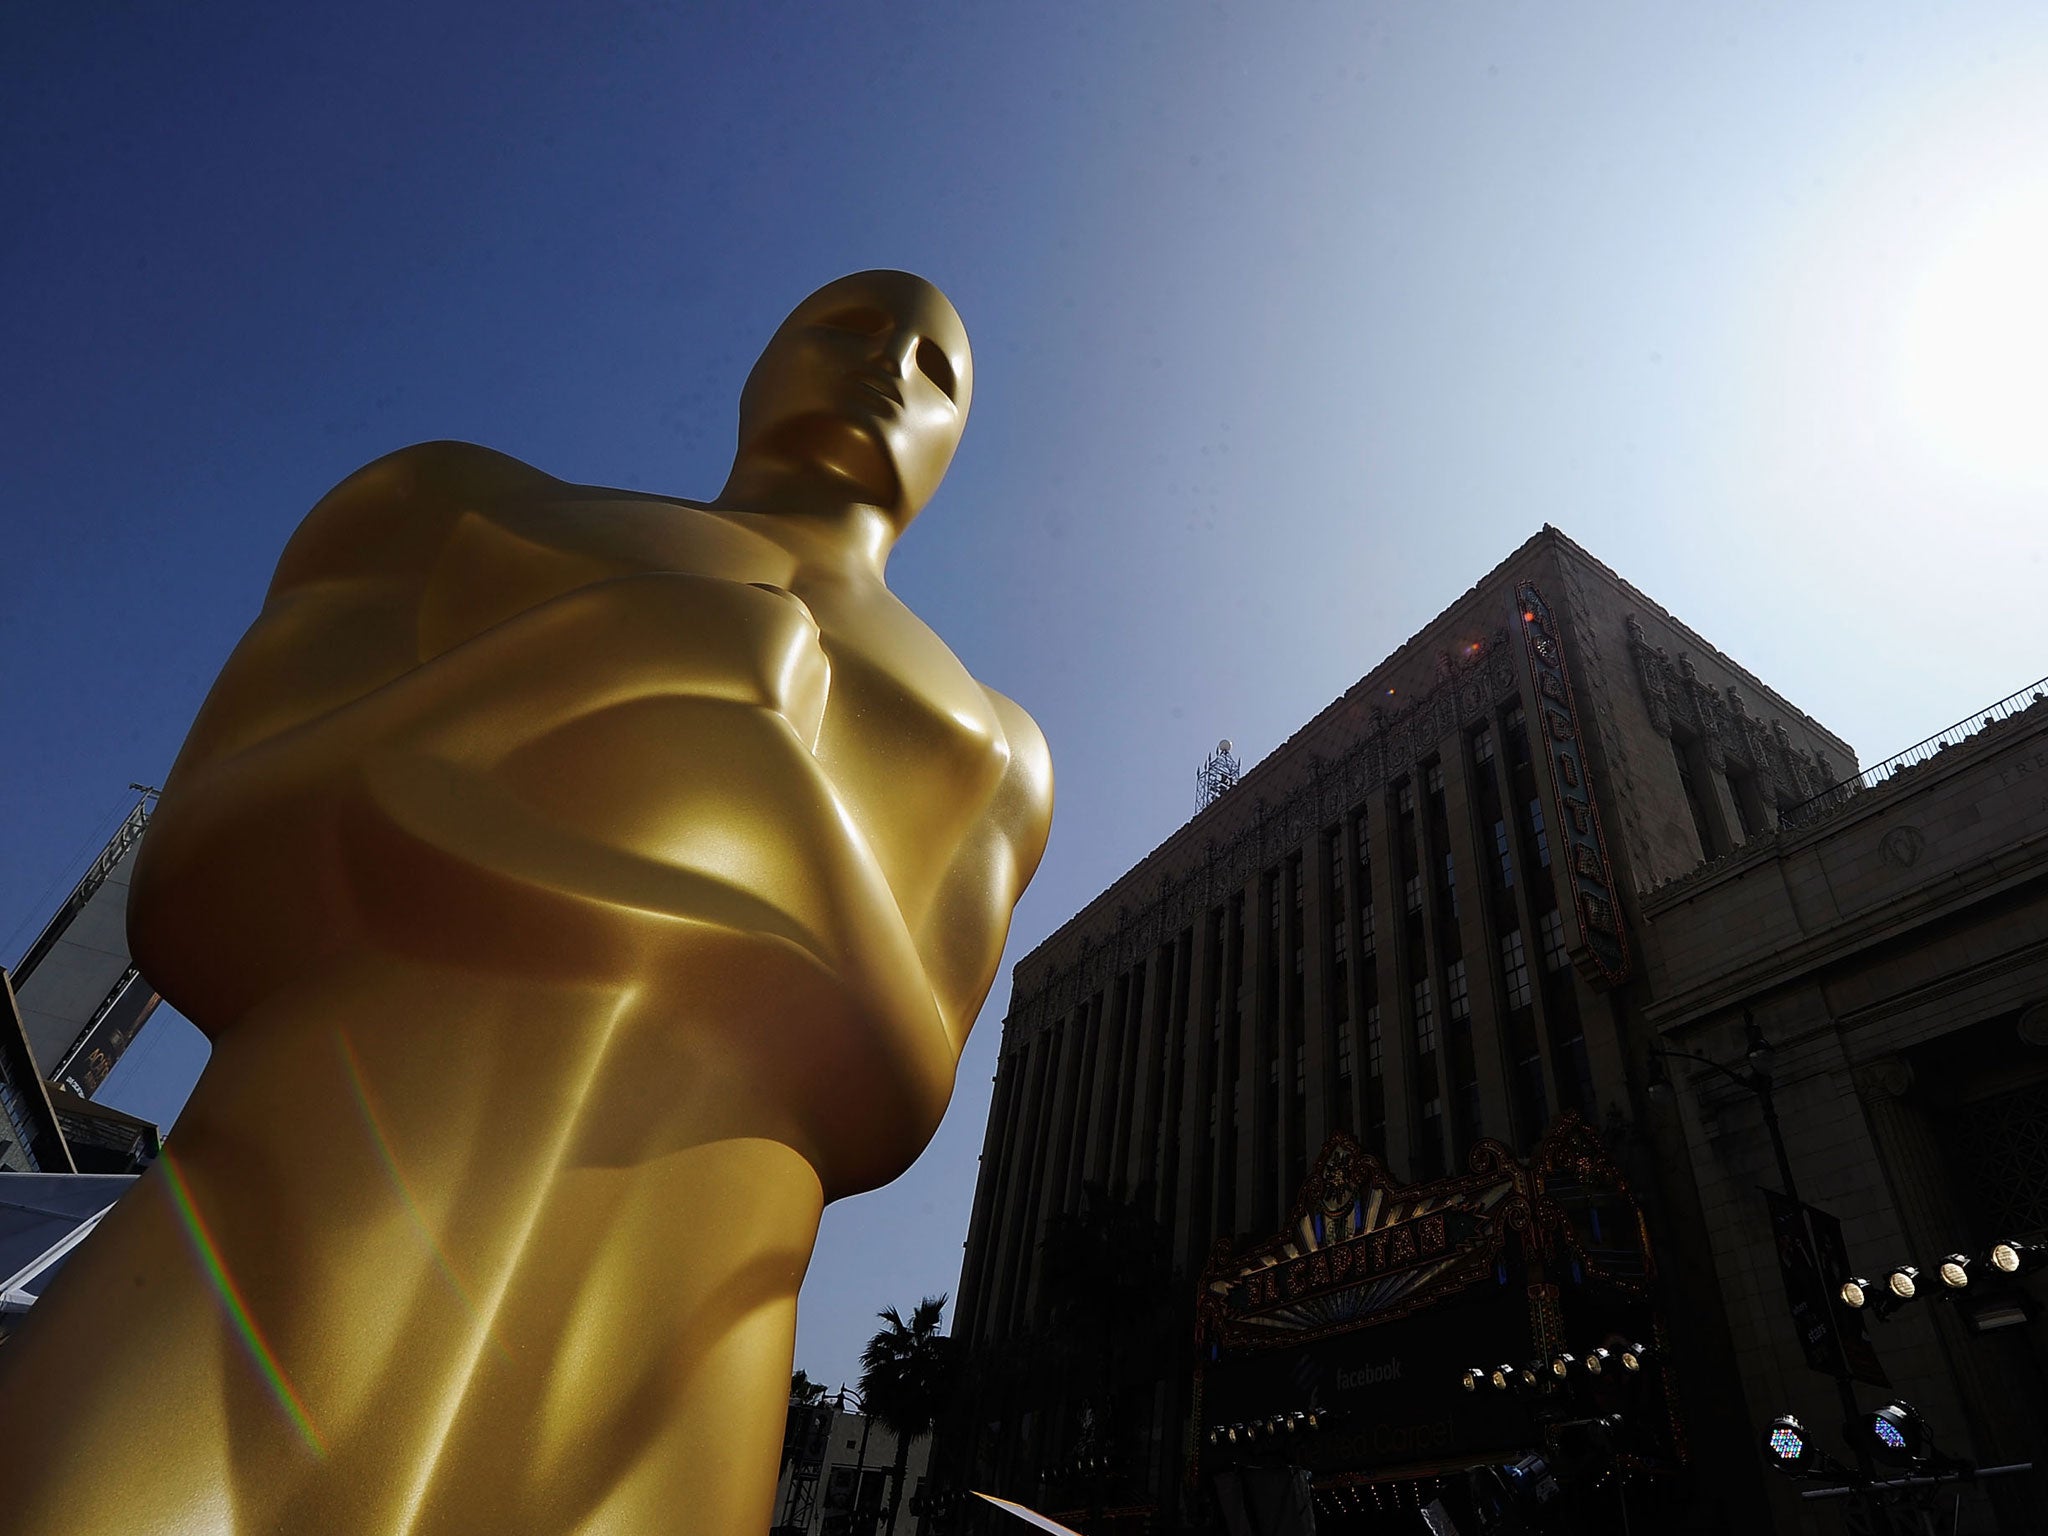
[7,2,2046,1395]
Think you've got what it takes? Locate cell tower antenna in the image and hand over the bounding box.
[1196,738,1241,811]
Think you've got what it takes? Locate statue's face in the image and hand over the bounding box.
[734,270,973,519]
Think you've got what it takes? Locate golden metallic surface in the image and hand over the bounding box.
[0,271,1051,1534]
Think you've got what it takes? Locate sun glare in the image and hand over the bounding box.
[1898,183,2048,490]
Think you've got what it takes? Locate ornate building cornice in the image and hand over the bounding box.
[1625,613,1837,809]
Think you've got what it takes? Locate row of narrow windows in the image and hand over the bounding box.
[980,699,1612,1339]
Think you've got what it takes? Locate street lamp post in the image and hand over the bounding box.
[1646,1012,1887,1503]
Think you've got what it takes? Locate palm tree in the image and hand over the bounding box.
[790,1368,828,1405]
[859,1294,952,1536]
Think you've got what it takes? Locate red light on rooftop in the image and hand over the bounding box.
[1521,610,1535,622]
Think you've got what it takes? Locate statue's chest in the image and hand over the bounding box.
[790,577,1007,811]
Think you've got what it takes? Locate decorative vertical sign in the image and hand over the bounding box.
[1514,583,1631,987]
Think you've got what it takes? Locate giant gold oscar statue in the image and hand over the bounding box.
[0,271,1051,1535]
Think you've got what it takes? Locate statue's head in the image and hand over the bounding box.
[732,270,973,525]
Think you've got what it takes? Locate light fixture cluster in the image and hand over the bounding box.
[1047,1449,1119,1482]
[1840,1241,2044,1327]
[1205,1409,1324,1448]
[1458,1342,1652,1395]
[1763,1400,1961,1481]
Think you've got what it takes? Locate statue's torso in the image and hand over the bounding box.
[419,475,1014,930]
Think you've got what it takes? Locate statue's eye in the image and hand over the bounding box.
[816,305,891,336]
[916,337,957,400]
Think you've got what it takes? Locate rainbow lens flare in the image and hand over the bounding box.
[160,1152,327,1458]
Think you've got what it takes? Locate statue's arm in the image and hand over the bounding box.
[917,689,1054,1050]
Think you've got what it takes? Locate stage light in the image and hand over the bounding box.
[1619,1343,1650,1373]
[1462,1368,1484,1392]
[1864,1402,1927,1467]
[1991,1240,2046,1276]
[1887,1265,1919,1302]
[1762,1413,1814,1475]
[1284,1414,1299,1434]
[1585,1348,1612,1377]
[1549,1353,1576,1379]
[1227,1425,1240,1444]
[1939,1255,1971,1290]
[1207,1428,1220,1447]
[1490,1364,1513,1391]
[1517,1362,1543,1390]
[1840,1276,1870,1309]
[1305,1411,1321,1430]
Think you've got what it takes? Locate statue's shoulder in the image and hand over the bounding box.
[271,441,563,596]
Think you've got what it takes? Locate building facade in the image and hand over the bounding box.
[774,1397,934,1536]
[11,795,163,1099]
[1640,680,2048,1534]
[948,528,1870,1531]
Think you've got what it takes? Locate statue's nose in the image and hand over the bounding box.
[871,327,918,378]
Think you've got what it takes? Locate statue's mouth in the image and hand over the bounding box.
[853,377,903,409]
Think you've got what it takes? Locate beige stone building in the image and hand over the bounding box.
[946,527,1908,1532]
[1642,677,2048,1534]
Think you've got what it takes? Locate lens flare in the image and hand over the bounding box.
[338,1031,508,1363]
[159,1152,327,1458]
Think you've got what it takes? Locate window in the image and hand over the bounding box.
[1527,798,1550,867]
[1673,736,1724,858]
[1208,1093,1218,1138]
[1359,902,1376,949]
[1442,853,1459,919]
[1412,979,1437,1054]
[1426,762,1444,795]
[1493,820,1515,887]
[1336,1020,1355,1079]
[1268,1057,1279,1087]
[1332,918,1347,953]
[1501,931,1533,1010]
[1293,1042,1306,1096]
[1446,960,1471,1021]
[1212,1000,1224,1043]
[1397,780,1416,815]
[1539,909,1569,972]
[1473,725,1496,765]
[1505,706,1531,767]
[1329,830,1346,887]
[1366,1005,1384,1076]
[1270,881,1283,928]
[1404,874,1424,913]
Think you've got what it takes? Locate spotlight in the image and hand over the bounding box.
[1619,1342,1650,1373]
[1284,1414,1299,1434]
[1517,1362,1544,1390]
[1991,1240,2047,1277]
[1462,1368,1484,1392]
[1840,1276,1870,1309]
[1762,1413,1815,1476]
[1887,1265,1919,1302]
[1305,1411,1321,1430]
[1227,1425,1240,1444]
[1490,1364,1514,1391]
[1938,1254,1972,1290]
[1585,1348,1612,1377]
[1549,1353,1577,1379]
[1863,1402,1927,1467]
